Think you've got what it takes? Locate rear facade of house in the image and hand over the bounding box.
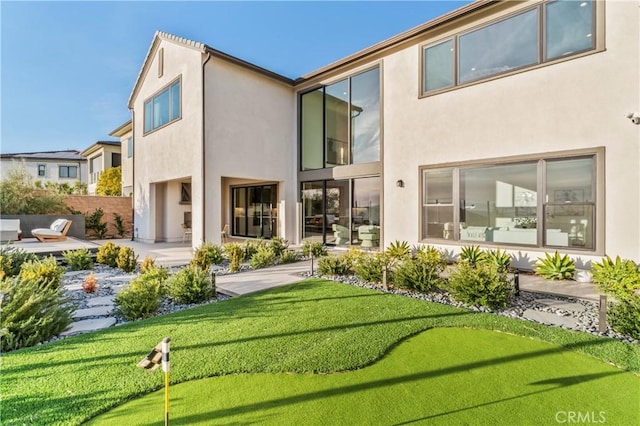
[127,0,640,267]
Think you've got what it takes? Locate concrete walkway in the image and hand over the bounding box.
[215,260,312,296]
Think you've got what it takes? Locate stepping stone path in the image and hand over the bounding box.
[63,269,125,336]
[521,298,588,329]
[61,318,117,336]
[534,298,587,313]
[522,309,579,328]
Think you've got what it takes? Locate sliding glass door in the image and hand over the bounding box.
[232,184,277,239]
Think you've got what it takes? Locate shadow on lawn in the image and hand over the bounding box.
[174,339,617,424]
[2,390,107,425]
[397,372,624,424]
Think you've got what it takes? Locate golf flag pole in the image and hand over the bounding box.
[162,337,170,426]
[136,337,171,426]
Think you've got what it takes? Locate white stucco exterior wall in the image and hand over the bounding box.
[382,0,640,263]
[131,38,204,243]
[204,58,296,244]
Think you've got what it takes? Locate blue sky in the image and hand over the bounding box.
[1,1,470,154]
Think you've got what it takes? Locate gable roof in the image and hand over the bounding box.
[80,140,121,157]
[127,1,495,107]
[1,150,84,161]
[127,31,294,108]
[109,120,132,137]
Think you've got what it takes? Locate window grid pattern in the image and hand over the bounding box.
[422,0,595,95]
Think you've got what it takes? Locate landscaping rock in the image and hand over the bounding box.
[534,298,587,313]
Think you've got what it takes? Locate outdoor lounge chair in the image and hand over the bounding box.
[32,219,72,242]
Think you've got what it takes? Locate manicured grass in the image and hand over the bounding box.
[2,279,639,425]
[91,328,640,425]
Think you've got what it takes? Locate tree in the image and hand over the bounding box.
[95,166,122,196]
[0,163,67,214]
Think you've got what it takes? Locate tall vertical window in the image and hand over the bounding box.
[112,153,121,168]
[143,79,181,133]
[422,0,597,94]
[422,169,454,240]
[421,151,598,251]
[423,39,454,93]
[325,79,349,167]
[300,66,380,170]
[351,67,380,164]
[38,164,46,177]
[127,137,133,158]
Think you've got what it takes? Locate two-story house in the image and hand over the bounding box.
[126,0,640,266]
[0,150,87,187]
[80,141,122,195]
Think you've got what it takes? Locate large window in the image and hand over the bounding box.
[300,67,380,170]
[422,0,595,94]
[59,166,78,179]
[302,177,380,247]
[421,152,598,251]
[144,79,181,133]
[232,184,277,239]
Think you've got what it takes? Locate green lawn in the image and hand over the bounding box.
[2,279,639,425]
[91,327,639,425]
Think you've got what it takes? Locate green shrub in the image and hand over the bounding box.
[447,261,513,309]
[224,243,246,272]
[279,249,301,264]
[244,239,267,260]
[343,247,365,272]
[302,240,327,258]
[608,294,640,340]
[385,241,411,261]
[0,246,38,278]
[485,248,511,273]
[62,248,93,271]
[115,266,169,321]
[394,246,446,292]
[166,265,215,304]
[317,254,351,276]
[86,208,108,239]
[0,275,73,352]
[19,256,65,290]
[591,256,640,298]
[114,274,165,321]
[140,265,170,283]
[459,245,486,267]
[116,246,138,273]
[354,252,390,284]
[269,237,289,258]
[191,242,225,270]
[534,251,575,280]
[249,246,277,269]
[96,242,120,267]
[113,213,126,238]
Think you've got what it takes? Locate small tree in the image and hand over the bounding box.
[0,163,66,214]
[96,166,122,196]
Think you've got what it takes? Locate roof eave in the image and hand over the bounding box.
[294,0,495,85]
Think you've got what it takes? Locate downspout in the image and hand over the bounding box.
[130,109,135,241]
[201,51,212,243]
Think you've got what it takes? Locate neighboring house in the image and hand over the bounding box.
[0,150,87,186]
[109,120,134,196]
[126,0,640,266]
[80,141,122,195]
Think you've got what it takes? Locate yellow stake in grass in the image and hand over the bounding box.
[137,337,171,425]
